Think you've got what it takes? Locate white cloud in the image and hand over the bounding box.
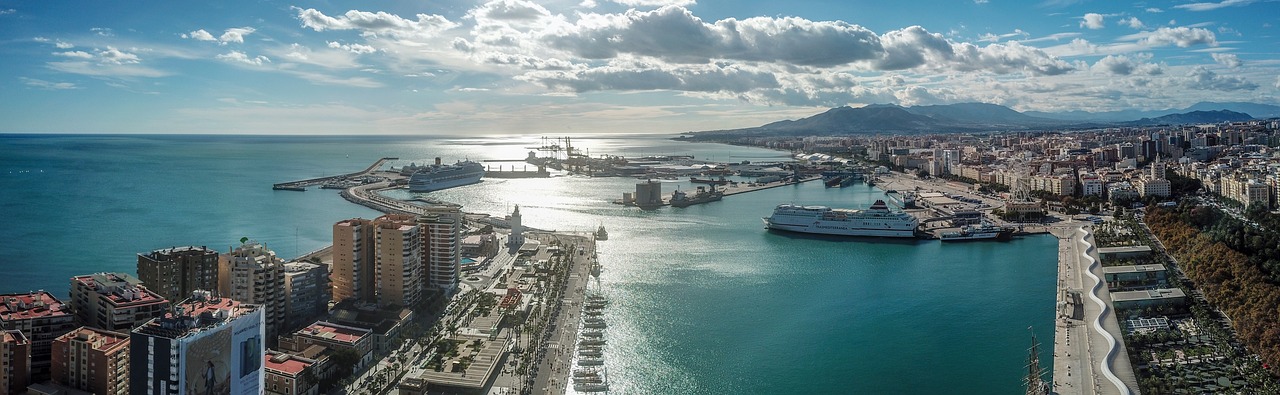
[1211,52,1241,68]
[0,9,15,15]
[1138,26,1217,47]
[1174,0,1255,11]
[53,51,94,59]
[1145,7,1163,12]
[1274,76,1280,89]
[97,47,141,64]
[219,27,255,44]
[1090,54,1162,75]
[1080,13,1104,29]
[1120,17,1144,29]
[19,77,79,90]
[216,50,271,66]
[973,0,989,3]
[295,7,459,38]
[55,40,74,49]
[327,41,378,54]
[605,0,696,6]
[46,61,170,78]
[90,27,113,37]
[184,29,217,41]
[1184,66,1257,90]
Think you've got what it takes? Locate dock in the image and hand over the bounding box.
[616,176,821,208]
[272,157,398,191]
[1050,224,1138,395]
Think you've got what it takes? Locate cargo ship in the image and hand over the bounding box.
[670,187,723,208]
[762,200,919,237]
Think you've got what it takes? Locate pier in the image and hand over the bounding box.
[616,176,821,208]
[271,157,398,191]
[1050,224,1138,395]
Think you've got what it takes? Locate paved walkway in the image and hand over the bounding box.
[1050,225,1138,395]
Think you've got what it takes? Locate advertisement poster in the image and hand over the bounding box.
[183,325,232,395]
[231,309,266,394]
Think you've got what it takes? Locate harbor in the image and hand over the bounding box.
[271,156,398,191]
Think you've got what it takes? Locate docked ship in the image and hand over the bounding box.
[670,187,723,208]
[762,200,920,238]
[689,176,729,185]
[407,158,484,192]
[939,222,1014,242]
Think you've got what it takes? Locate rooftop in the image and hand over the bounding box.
[265,351,313,376]
[0,291,70,321]
[1,329,27,345]
[133,291,257,339]
[296,321,370,345]
[1111,288,1187,303]
[73,272,168,307]
[1102,264,1167,274]
[57,326,130,353]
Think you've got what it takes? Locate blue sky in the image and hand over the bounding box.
[1,0,1278,134]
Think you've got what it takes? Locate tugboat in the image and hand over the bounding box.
[595,224,608,241]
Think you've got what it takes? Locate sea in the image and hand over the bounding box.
[0,134,1055,394]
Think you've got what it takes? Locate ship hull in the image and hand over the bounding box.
[408,174,483,192]
[940,230,1013,242]
[762,218,918,238]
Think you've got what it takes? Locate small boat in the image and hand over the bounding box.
[579,348,603,357]
[574,382,609,392]
[581,330,605,338]
[574,369,601,378]
[578,358,605,366]
[584,321,607,329]
[580,339,606,346]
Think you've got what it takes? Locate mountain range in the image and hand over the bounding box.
[687,101,1278,139]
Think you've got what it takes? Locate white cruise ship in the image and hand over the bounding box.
[762,200,919,238]
[407,159,484,192]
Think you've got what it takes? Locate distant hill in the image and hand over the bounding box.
[682,101,1271,140]
[1025,101,1280,122]
[1125,110,1254,126]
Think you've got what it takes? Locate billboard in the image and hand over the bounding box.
[181,309,265,395]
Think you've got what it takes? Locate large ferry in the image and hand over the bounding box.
[762,200,919,238]
[939,222,1014,242]
[407,159,484,192]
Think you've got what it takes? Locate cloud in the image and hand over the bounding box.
[184,29,217,41]
[603,0,696,6]
[19,77,79,90]
[55,41,74,49]
[53,51,94,59]
[1184,66,1256,90]
[219,27,255,44]
[46,61,170,78]
[1139,26,1217,47]
[216,50,271,66]
[0,9,15,15]
[1211,53,1241,68]
[520,62,780,93]
[98,47,141,64]
[1090,54,1162,75]
[90,27,113,37]
[1080,13,1104,29]
[1174,0,1255,11]
[327,41,378,54]
[295,7,459,38]
[1275,76,1280,89]
[1145,7,1163,12]
[973,0,989,3]
[1120,17,1144,29]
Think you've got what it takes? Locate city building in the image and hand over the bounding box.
[281,321,373,368]
[0,291,77,382]
[333,215,424,308]
[69,272,169,332]
[51,326,130,395]
[264,351,320,395]
[282,262,330,331]
[332,218,375,303]
[0,330,29,395]
[1134,177,1171,198]
[219,241,287,345]
[129,291,264,395]
[137,246,219,303]
[421,206,462,293]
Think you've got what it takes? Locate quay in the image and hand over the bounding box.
[616,176,821,208]
[1050,224,1138,395]
[271,157,398,191]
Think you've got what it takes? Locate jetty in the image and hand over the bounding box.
[272,157,398,191]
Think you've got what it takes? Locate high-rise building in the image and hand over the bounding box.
[373,214,423,308]
[282,262,330,330]
[333,218,375,303]
[0,291,77,382]
[69,272,169,332]
[334,215,426,307]
[51,326,130,395]
[129,291,264,395]
[421,206,462,293]
[0,330,30,395]
[137,246,219,302]
[219,242,287,345]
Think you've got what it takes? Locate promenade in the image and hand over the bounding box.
[1050,224,1138,395]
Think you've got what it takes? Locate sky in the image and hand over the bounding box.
[1,0,1278,135]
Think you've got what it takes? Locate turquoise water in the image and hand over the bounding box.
[0,134,1054,394]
